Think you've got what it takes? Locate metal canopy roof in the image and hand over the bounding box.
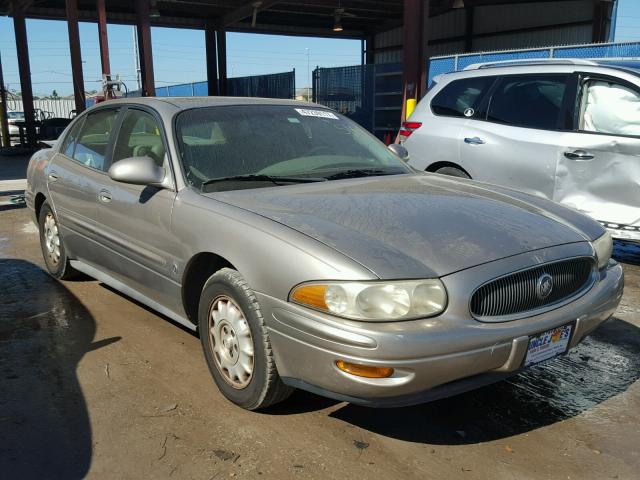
[0,0,585,38]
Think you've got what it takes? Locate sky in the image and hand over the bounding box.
[0,17,361,97]
[0,0,638,98]
[614,0,640,42]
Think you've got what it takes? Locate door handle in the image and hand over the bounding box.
[464,136,485,145]
[564,150,594,161]
[98,190,112,204]
[48,171,58,182]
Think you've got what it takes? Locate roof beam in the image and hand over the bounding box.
[215,0,282,28]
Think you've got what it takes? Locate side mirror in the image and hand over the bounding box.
[108,156,165,186]
[387,143,409,162]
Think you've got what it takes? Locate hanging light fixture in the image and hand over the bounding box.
[251,1,263,28]
[452,0,465,8]
[150,0,161,18]
[333,8,344,32]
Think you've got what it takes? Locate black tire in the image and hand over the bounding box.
[434,166,471,179]
[38,202,77,279]
[198,268,293,410]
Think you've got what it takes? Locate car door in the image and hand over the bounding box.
[459,73,574,199]
[94,106,182,312]
[46,107,120,265]
[405,75,495,171]
[554,73,640,238]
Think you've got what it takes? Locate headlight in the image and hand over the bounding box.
[592,230,613,270]
[289,279,447,321]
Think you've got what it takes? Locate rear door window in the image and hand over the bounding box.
[430,77,495,118]
[60,117,84,158]
[73,108,120,171]
[487,74,569,130]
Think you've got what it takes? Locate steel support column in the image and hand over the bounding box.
[464,7,474,52]
[365,34,375,64]
[205,22,219,96]
[0,52,10,147]
[12,0,37,146]
[216,30,227,96]
[66,0,86,113]
[96,0,113,98]
[592,0,609,43]
[135,0,155,96]
[401,0,428,123]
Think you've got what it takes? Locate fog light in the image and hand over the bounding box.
[335,360,394,378]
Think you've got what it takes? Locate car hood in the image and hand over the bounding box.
[207,173,601,278]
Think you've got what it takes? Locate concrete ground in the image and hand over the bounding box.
[1,154,639,480]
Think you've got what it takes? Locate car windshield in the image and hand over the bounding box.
[175,105,412,191]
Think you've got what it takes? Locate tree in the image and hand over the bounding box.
[51,90,59,99]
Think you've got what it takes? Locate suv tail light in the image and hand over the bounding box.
[399,121,422,141]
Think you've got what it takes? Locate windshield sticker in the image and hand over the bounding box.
[287,117,301,123]
[295,108,338,119]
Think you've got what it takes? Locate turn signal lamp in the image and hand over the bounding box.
[336,360,394,378]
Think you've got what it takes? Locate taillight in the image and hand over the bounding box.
[399,121,422,141]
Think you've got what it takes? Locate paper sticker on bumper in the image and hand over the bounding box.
[524,324,573,367]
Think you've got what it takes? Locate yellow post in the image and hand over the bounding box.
[406,98,416,119]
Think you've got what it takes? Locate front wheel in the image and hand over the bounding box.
[198,268,293,410]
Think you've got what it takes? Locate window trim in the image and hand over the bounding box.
[107,104,176,191]
[482,73,573,132]
[572,71,640,140]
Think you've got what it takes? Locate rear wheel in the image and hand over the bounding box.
[434,166,470,179]
[38,202,77,279]
[198,268,293,410]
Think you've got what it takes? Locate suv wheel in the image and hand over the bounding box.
[198,268,293,410]
[434,166,470,179]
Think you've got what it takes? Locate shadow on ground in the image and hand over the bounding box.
[325,318,640,444]
[0,259,119,479]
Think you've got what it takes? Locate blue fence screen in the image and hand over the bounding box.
[429,40,640,85]
[132,70,295,99]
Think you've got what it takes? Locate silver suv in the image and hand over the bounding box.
[403,59,640,243]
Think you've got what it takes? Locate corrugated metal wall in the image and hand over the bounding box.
[373,0,597,64]
[8,99,76,119]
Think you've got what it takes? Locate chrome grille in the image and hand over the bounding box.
[470,257,595,320]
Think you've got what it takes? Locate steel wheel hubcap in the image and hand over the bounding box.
[208,296,254,389]
[43,213,61,265]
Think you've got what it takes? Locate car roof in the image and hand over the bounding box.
[433,59,640,84]
[97,96,320,111]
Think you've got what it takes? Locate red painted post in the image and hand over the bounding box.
[135,0,156,96]
[65,0,86,113]
[11,0,37,146]
[96,0,113,98]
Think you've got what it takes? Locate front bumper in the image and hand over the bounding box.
[259,243,624,407]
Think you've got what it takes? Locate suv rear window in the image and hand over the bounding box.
[487,74,568,130]
[431,77,494,118]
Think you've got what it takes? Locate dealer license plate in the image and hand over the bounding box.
[524,324,573,367]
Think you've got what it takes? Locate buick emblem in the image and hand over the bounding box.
[536,273,553,300]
